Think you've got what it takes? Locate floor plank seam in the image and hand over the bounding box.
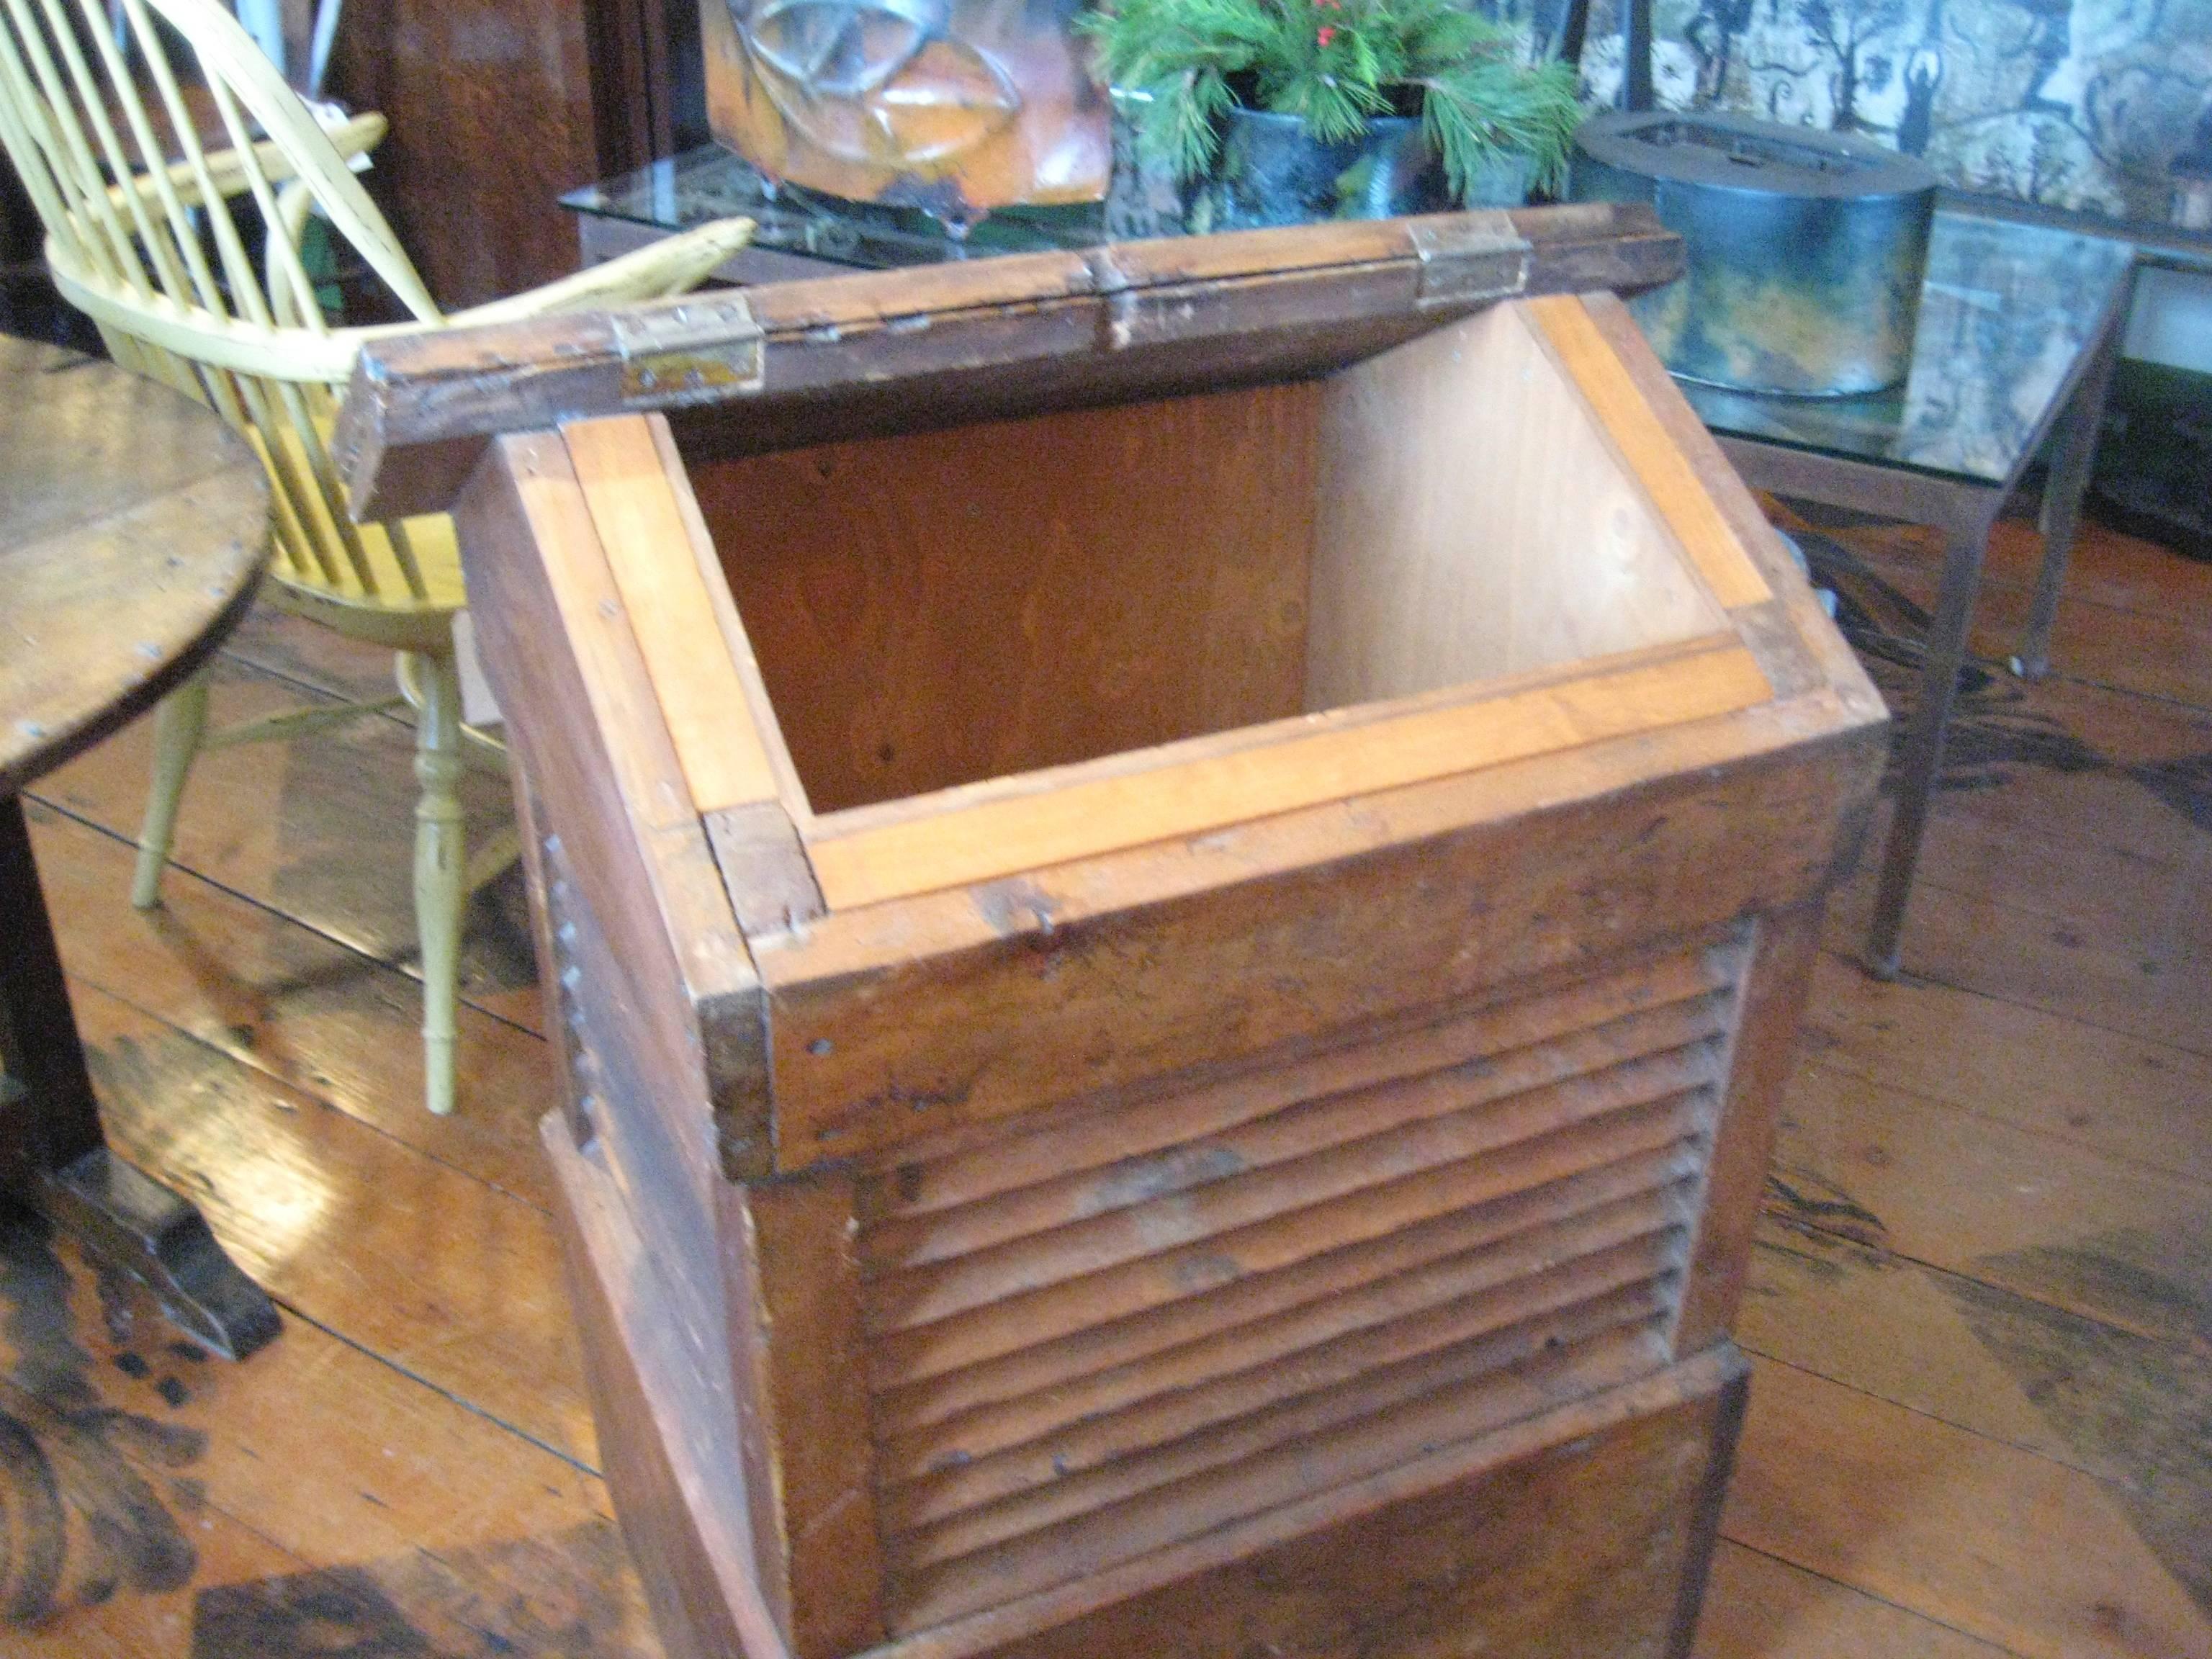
[1812,948,2212,1064]
[215,639,522,786]
[1753,1209,2203,1361]
[1810,945,2205,1047]
[61,966,558,1216]
[1791,1061,2212,1187]
[1737,1324,2148,1488]
[215,641,416,716]
[23,791,545,1043]
[261,1293,604,1482]
[1708,1537,2038,1658]
[1874,961,2212,1063]
[1994,664,2212,717]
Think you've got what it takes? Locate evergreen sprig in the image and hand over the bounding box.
[1080,0,1583,202]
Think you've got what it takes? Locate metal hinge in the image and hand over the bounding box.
[611,295,765,407]
[1409,212,1534,308]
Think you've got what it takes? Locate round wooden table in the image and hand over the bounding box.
[0,333,279,1359]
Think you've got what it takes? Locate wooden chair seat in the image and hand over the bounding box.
[246,403,465,650]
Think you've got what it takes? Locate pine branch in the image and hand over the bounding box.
[1085,0,1583,200]
[1421,55,1583,196]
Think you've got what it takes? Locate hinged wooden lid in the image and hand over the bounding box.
[334,202,1679,521]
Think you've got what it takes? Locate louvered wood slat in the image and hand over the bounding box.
[871,1045,1720,1339]
[875,1141,1702,1442]
[867,1092,1707,1389]
[863,992,1730,1274]
[853,941,1747,1635]
[876,1178,1693,1479]
[860,938,1737,1224]
[884,1232,1688,1541]
[887,1319,1677,1631]
[873,1089,1710,1389]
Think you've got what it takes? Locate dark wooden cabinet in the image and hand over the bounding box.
[326,0,708,306]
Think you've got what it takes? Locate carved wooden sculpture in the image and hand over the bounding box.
[336,204,1886,1659]
[699,0,1109,217]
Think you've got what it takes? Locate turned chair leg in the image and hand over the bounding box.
[406,649,465,1117]
[132,677,212,909]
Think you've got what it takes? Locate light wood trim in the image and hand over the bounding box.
[1525,295,1771,611]
[804,641,1773,911]
[498,433,693,832]
[565,414,780,814]
[723,1172,887,1657]
[648,414,816,824]
[755,690,1864,994]
[1577,292,1885,724]
[463,435,767,1190]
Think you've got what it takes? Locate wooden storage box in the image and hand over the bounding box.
[337,205,1886,1659]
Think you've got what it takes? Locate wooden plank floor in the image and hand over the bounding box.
[4,504,2207,1658]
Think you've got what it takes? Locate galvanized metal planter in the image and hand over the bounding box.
[1106,91,1527,238]
[1571,110,1936,397]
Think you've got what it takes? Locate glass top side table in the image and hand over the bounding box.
[564,149,2141,978]
[1678,214,2137,975]
[563,144,1107,279]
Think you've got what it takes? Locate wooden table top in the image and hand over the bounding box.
[0,336,269,795]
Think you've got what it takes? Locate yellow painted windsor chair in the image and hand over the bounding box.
[0,0,755,1114]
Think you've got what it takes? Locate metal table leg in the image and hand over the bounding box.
[0,796,280,1359]
[2016,273,2131,679]
[1864,494,2003,978]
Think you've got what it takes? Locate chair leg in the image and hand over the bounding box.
[407,649,465,1117]
[132,678,212,909]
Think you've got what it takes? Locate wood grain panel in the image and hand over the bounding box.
[876,1184,1694,1482]
[887,1326,1679,1629]
[565,414,780,816]
[881,1250,1687,1550]
[338,204,1687,522]
[860,1350,1746,1659]
[1307,302,1724,709]
[853,1354,1734,1659]
[861,991,1732,1272]
[873,1094,1710,1391]
[451,434,768,1196]
[547,1111,796,1659]
[876,1148,1701,1447]
[539,827,732,1453]
[685,384,1319,817]
[1674,902,1823,1354]
[723,1169,886,1658]
[759,728,1876,1172]
[870,1045,1720,1337]
[861,942,1735,1223]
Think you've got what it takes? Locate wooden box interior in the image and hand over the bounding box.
[684,301,1727,819]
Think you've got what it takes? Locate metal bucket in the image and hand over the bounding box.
[1571,111,1936,397]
